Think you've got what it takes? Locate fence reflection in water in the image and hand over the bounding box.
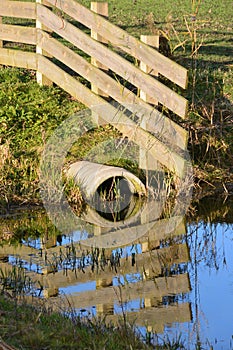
[0,199,191,336]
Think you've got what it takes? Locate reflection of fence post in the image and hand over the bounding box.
[43,287,59,298]
[139,35,160,176]
[96,303,114,316]
[144,296,162,308]
[141,239,160,253]
[41,233,57,249]
[91,2,109,98]
[142,266,161,278]
[146,326,159,345]
[93,226,102,236]
[96,276,113,288]
[0,254,8,262]
[36,0,53,86]
[42,265,58,274]
[96,278,114,315]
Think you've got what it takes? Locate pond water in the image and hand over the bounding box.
[0,195,233,350]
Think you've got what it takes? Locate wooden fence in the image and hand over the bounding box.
[0,0,189,177]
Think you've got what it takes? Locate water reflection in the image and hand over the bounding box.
[184,196,233,350]
[0,196,233,349]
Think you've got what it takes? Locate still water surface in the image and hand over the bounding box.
[0,196,233,350]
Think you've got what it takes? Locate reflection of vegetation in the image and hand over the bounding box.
[185,197,233,349]
[186,197,233,273]
[188,196,233,224]
[0,208,59,245]
[0,267,34,298]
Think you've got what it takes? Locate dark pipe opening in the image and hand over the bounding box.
[94,176,134,222]
[97,176,132,201]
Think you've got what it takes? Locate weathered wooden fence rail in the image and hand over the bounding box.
[0,0,189,176]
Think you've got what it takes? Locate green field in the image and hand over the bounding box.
[81,0,232,60]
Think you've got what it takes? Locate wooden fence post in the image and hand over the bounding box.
[36,0,53,86]
[0,17,3,48]
[91,2,109,98]
[139,35,161,175]
[140,35,159,105]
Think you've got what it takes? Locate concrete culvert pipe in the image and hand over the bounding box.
[66,161,147,201]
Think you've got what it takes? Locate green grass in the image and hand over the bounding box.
[0,292,186,350]
[1,0,232,196]
[0,294,135,350]
[0,67,84,205]
[78,0,232,40]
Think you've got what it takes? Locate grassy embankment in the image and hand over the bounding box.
[0,0,232,207]
[0,292,161,350]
